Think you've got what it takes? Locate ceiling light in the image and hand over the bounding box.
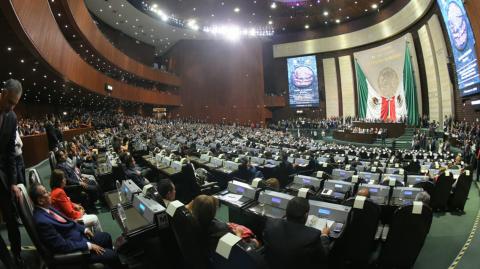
[270,2,277,9]
[20,59,24,63]
[234,7,240,13]
[323,11,329,16]
[268,20,273,25]
[304,24,309,29]
[372,4,378,9]
[6,47,12,51]
[335,19,340,23]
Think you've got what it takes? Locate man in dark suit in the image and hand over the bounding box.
[0,79,24,268]
[263,197,331,269]
[55,150,99,211]
[29,183,123,269]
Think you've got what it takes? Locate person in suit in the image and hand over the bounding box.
[29,183,124,269]
[45,120,60,151]
[49,169,103,232]
[230,157,263,183]
[123,155,149,188]
[274,153,296,188]
[55,150,99,211]
[263,197,331,269]
[0,79,24,268]
[157,178,176,207]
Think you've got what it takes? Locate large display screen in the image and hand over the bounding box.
[287,55,320,107]
[438,0,480,96]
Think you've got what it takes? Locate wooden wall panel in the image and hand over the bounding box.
[168,40,265,125]
[338,55,355,117]
[323,58,340,118]
[465,0,480,66]
[63,0,180,86]
[1,0,179,106]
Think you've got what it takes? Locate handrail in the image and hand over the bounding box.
[62,0,181,87]
[1,0,180,106]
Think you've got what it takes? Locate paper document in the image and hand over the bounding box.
[221,193,245,207]
[305,215,334,231]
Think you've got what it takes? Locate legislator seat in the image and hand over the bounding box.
[430,173,454,211]
[16,184,101,269]
[169,203,208,269]
[330,197,381,268]
[378,203,432,269]
[211,234,269,269]
[449,171,473,211]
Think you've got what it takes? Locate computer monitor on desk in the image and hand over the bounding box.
[289,175,322,191]
[406,175,429,186]
[122,180,142,202]
[358,172,380,184]
[307,200,351,238]
[250,157,265,165]
[359,184,390,205]
[216,180,259,208]
[323,180,353,194]
[331,169,355,180]
[133,194,168,229]
[381,174,405,185]
[247,191,294,219]
[390,187,422,206]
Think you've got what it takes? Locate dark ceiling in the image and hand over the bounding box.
[139,0,397,33]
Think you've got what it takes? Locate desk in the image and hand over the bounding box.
[352,122,406,138]
[333,131,376,144]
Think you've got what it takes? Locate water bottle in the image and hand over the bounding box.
[116,180,123,202]
[117,203,127,228]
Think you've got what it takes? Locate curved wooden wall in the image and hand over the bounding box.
[1,0,180,106]
[62,0,181,87]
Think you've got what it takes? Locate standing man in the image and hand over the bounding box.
[0,79,24,268]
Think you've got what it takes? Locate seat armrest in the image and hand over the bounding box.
[53,250,89,264]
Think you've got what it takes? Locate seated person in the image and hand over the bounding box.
[50,169,103,232]
[357,187,370,198]
[29,183,124,269]
[123,155,149,188]
[231,157,264,183]
[263,197,330,269]
[67,142,96,175]
[55,150,100,211]
[187,195,259,254]
[415,191,431,207]
[260,178,280,191]
[157,178,176,207]
[274,154,296,188]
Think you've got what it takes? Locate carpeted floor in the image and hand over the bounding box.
[1,160,479,269]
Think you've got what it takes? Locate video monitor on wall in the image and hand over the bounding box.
[437,0,480,96]
[287,55,320,107]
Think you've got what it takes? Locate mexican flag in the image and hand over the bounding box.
[356,45,418,125]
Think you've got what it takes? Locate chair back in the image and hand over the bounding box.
[26,169,42,190]
[211,236,268,269]
[413,180,435,197]
[48,151,57,171]
[379,204,432,268]
[430,173,454,210]
[332,197,381,266]
[449,171,473,211]
[169,204,208,269]
[16,184,55,264]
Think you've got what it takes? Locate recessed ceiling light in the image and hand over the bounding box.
[270,2,277,9]
[234,7,240,13]
[323,11,329,16]
[304,24,309,29]
[372,4,378,9]
[268,20,273,25]
[335,19,340,23]
[6,47,12,51]
[99,9,103,12]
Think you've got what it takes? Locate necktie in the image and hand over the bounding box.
[49,209,67,223]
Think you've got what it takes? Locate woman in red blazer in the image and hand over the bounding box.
[50,169,103,232]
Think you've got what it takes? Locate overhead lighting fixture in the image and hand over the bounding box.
[6,47,12,51]
[372,4,378,9]
[305,24,310,29]
[271,2,277,9]
[335,19,340,23]
[268,20,273,25]
[234,7,240,13]
[323,11,329,16]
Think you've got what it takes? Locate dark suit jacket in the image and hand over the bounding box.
[0,111,18,191]
[56,161,81,185]
[32,206,89,253]
[124,167,148,188]
[263,218,330,269]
